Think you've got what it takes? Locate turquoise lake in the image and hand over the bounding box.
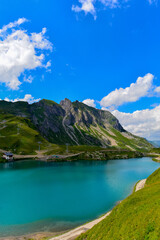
[0,157,159,237]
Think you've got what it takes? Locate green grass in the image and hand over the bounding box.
[77,168,160,240]
[41,99,60,106]
[45,145,107,155]
[0,114,52,154]
[0,99,152,156]
[0,156,6,163]
[152,158,160,163]
[0,100,152,151]
[0,112,147,159]
[110,127,151,152]
[146,167,160,185]
[98,125,151,152]
[0,100,30,117]
[150,148,160,154]
[46,146,144,162]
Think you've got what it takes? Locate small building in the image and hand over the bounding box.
[3,152,14,161]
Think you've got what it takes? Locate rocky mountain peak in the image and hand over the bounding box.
[0,99,152,149]
[60,98,73,112]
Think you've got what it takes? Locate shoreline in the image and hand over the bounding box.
[0,160,152,240]
[135,179,146,192]
[1,178,146,240]
[0,153,146,165]
[50,212,112,240]
[0,232,59,240]
[0,148,145,164]
[49,178,146,240]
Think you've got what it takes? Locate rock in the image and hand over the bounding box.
[0,98,152,150]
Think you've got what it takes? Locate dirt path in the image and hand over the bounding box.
[135,179,146,192]
[0,149,82,161]
[50,211,111,240]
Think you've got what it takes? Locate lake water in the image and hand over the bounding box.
[0,157,159,237]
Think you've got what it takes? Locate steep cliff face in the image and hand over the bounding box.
[30,99,69,144]
[0,99,152,150]
[58,98,125,146]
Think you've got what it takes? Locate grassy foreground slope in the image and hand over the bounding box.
[77,168,160,240]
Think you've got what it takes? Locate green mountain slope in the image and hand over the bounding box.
[0,98,152,153]
[77,167,160,240]
[0,113,51,154]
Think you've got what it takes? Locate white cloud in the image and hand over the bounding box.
[72,0,127,18]
[112,105,160,140]
[155,86,160,93]
[23,75,33,83]
[72,0,96,19]
[100,0,119,8]
[83,73,159,140]
[100,73,154,109]
[0,18,52,90]
[0,18,28,35]
[4,94,41,104]
[30,27,52,51]
[72,0,156,18]
[83,98,96,107]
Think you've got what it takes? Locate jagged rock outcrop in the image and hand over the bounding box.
[0,98,152,150]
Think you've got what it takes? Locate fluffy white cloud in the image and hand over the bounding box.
[155,86,160,93]
[72,0,127,18]
[4,94,41,104]
[0,18,28,35]
[83,73,159,140]
[112,105,160,140]
[72,0,96,18]
[83,98,96,107]
[0,18,52,90]
[72,0,156,18]
[100,73,154,109]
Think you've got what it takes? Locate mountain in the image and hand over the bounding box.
[149,140,160,148]
[0,98,152,154]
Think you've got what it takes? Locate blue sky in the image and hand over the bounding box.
[0,0,160,139]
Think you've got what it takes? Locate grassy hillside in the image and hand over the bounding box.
[0,113,51,155]
[77,167,160,240]
[0,100,30,117]
[0,111,147,159]
[150,148,160,154]
[0,99,153,154]
[45,145,144,161]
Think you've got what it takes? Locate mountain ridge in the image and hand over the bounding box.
[0,98,152,153]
